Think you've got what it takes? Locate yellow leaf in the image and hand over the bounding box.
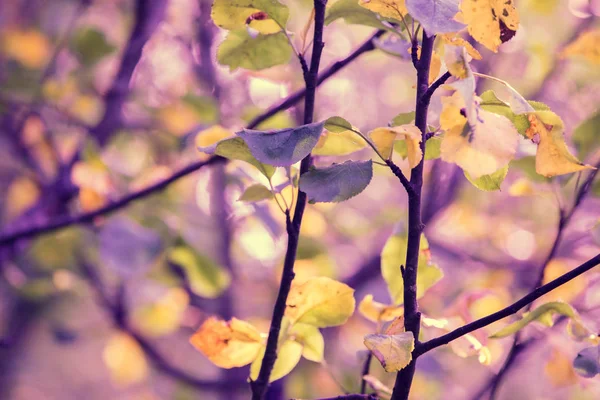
[289,323,325,362]
[159,103,202,136]
[459,0,519,52]
[444,45,470,79]
[1,28,51,69]
[440,89,519,178]
[439,91,467,130]
[313,129,366,156]
[358,294,403,323]
[132,288,189,337]
[250,339,303,382]
[103,332,149,386]
[358,0,408,21]
[369,124,422,166]
[189,316,263,368]
[285,276,355,328]
[440,33,482,60]
[4,176,40,222]
[416,47,442,84]
[195,125,233,152]
[560,28,600,65]
[525,112,594,177]
[364,332,414,372]
[211,0,289,35]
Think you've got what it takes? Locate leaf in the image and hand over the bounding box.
[237,121,323,167]
[313,130,367,156]
[369,125,422,166]
[440,33,482,60]
[211,0,289,34]
[373,35,411,59]
[168,246,231,298]
[464,165,508,191]
[573,110,600,160]
[103,332,149,386]
[70,28,116,67]
[325,0,395,30]
[490,302,578,339]
[390,111,415,126]
[358,294,403,323]
[324,116,354,133]
[381,232,443,305]
[358,0,408,22]
[1,28,51,69]
[195,125,233,152]
[560,28,600,65]
[525,111,594,177]
[238,184,275,202]
[285,276,356,327]
[217,30,292,71]
[440,90,519,179]
[479,90,550,136]
[444,45,470,79]
[132,288,189,337]
[364,332,415,372]
[299,160,373,203]
[573,346,600,378]
[289,323,325,362]
[406,0,465,35]
[459,0,519,52]
[212,137,276,178]
[250,339,303,382]
[189,316,263,368]
[99,217,162,277]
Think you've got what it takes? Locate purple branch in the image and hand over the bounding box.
[92,0,167,145]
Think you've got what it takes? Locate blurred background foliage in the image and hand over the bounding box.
[0,0,599,399]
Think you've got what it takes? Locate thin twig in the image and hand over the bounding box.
[415,253,600,357]
[250,2,328,398]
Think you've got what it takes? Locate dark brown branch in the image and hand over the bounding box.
[391,33,437,400]
[250,2,328,398]
[0,28,385,248]
[420,71,452,107]
[304,395,378,400]
[414,253,600,357]
[0,157,224,246]
[92,0,168,145]
[385,159,415,196]
[360,352,373,394]
[247,29,385,129]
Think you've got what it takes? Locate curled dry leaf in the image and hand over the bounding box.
[189,316,263,368]
[364,331,415,372]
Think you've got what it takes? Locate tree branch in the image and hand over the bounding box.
[414,253,600,357]
[0,28,385,248]
[0,157,224,246]
[250,2,328,398]
[390,33,436,400]
[91,0,168,146]
[420,71,452,107]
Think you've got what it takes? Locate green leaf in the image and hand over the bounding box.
[324,116,354,133]
[325,0,394,30]
[237,121,324,167]
[479,90,550,136]
[238,183,274,202]
[212,137,276,178]
[573,110,600,161]
[168,246,231,299]
[464,165,509,191]
[573,346,600,378]
[70,28,116,67]
[391,111,416,127]
[211,0,289,33]
[313,130,366,156]
[217,30,292,71]
[299,160,373,203]
[364,332,415,372]
[490,301,578,339]
[394,135,441,160]
[381,232,443,305]
[285,276,355,328]
[290,323,325,362]
[250,339,303,382]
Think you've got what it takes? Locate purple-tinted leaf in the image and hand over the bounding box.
[236,121,324,166]
[406,0,465,36]
[299,160,373,203]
